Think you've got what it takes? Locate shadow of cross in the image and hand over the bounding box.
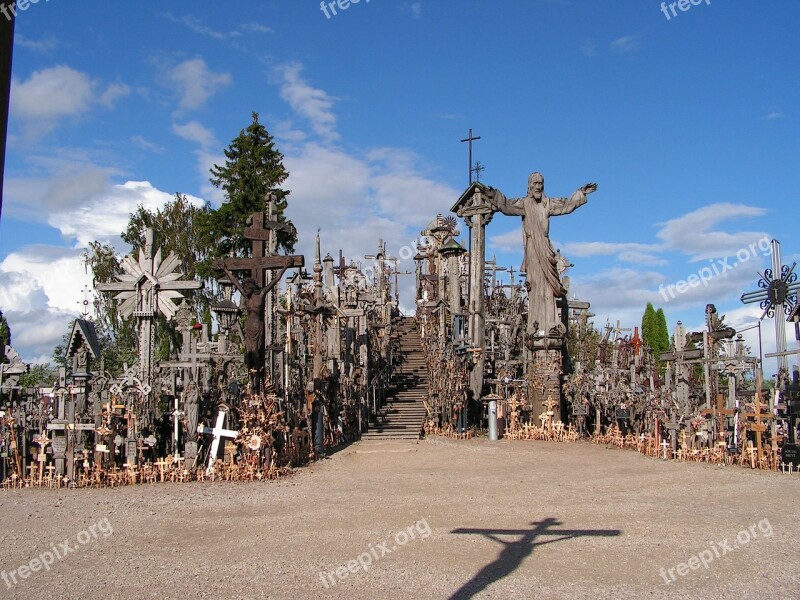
[449,517,621,600]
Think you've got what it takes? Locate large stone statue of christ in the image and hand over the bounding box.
[485,172,597,340]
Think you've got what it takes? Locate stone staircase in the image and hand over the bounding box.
[362,317,427,441]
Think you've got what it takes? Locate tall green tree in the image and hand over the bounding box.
[654,308,670,356]
[199,112,296,260]
[642,303,657,352]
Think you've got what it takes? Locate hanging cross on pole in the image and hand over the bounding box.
[460,128,481,185]
[740,239,800,375]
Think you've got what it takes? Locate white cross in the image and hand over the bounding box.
[661,439,670,460]
[197,409,237,474]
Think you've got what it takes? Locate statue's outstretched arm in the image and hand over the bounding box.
[548,184,597,217]
[487,188,525,216]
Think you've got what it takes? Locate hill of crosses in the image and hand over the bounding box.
[1,127,799,489]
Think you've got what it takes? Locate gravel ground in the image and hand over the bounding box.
[0,438,798,600]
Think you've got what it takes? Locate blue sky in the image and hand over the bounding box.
[0,0,798,373]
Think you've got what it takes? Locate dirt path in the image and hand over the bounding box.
[0,438,797,599]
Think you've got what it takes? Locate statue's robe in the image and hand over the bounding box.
[491,189,588,336]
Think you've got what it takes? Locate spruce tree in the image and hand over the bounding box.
[200,112,296,259]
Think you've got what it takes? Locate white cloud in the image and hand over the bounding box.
[130,135,165,154]
[0,256,90,363]
[1,248,90,314]
[10,65,129,135]
[489,227,523,254]
[166,14,242,40]
[241,22,272,34]
[166,14,272,39]
[11,65,93,120]
[169,58,232,111]
[276,63,339,143]
[51,181,205,248]
[610,34,641,54]
[561,241,666,265]
[764,111,785,120]
[656,203,769,261]
[98,83,132,108]
[15,34,58,54]
[173,121,216,149]
[5,165,205,248]
[5,166,111,220]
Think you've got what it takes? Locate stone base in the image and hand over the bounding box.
[183,441,198,468]
[527,348,563,421]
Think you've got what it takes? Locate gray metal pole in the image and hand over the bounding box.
[488,399,498,441]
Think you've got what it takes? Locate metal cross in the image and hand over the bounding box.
[741,239,799,374]
[460,128,481,185]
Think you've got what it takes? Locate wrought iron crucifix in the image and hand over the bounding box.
[740,239,800,374]
[460,128,481,185]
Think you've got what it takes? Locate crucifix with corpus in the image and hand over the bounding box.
[214,206,304,392]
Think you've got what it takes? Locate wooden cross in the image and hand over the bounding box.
[217,212,304,287]
[740,371,775,463]
[96,228,203,386]
[153,457,170,483]
[700,393,736,445]
[198,409,238,474]
[126,463,138,484]
[95,228,204,320]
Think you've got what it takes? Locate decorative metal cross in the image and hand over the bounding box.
[741,239,799,374]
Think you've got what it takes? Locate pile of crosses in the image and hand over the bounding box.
[564,319,662,439]
[502,395,581,442]
[581,297,799,473]
[0,217,400,488]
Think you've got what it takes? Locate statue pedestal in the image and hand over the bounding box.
[527,346,563,422]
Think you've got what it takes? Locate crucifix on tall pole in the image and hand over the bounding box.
[741,239,799,377]
[460,128,481,185]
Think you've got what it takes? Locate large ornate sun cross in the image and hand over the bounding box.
[740,239,800,375]
[96,228,203,386]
